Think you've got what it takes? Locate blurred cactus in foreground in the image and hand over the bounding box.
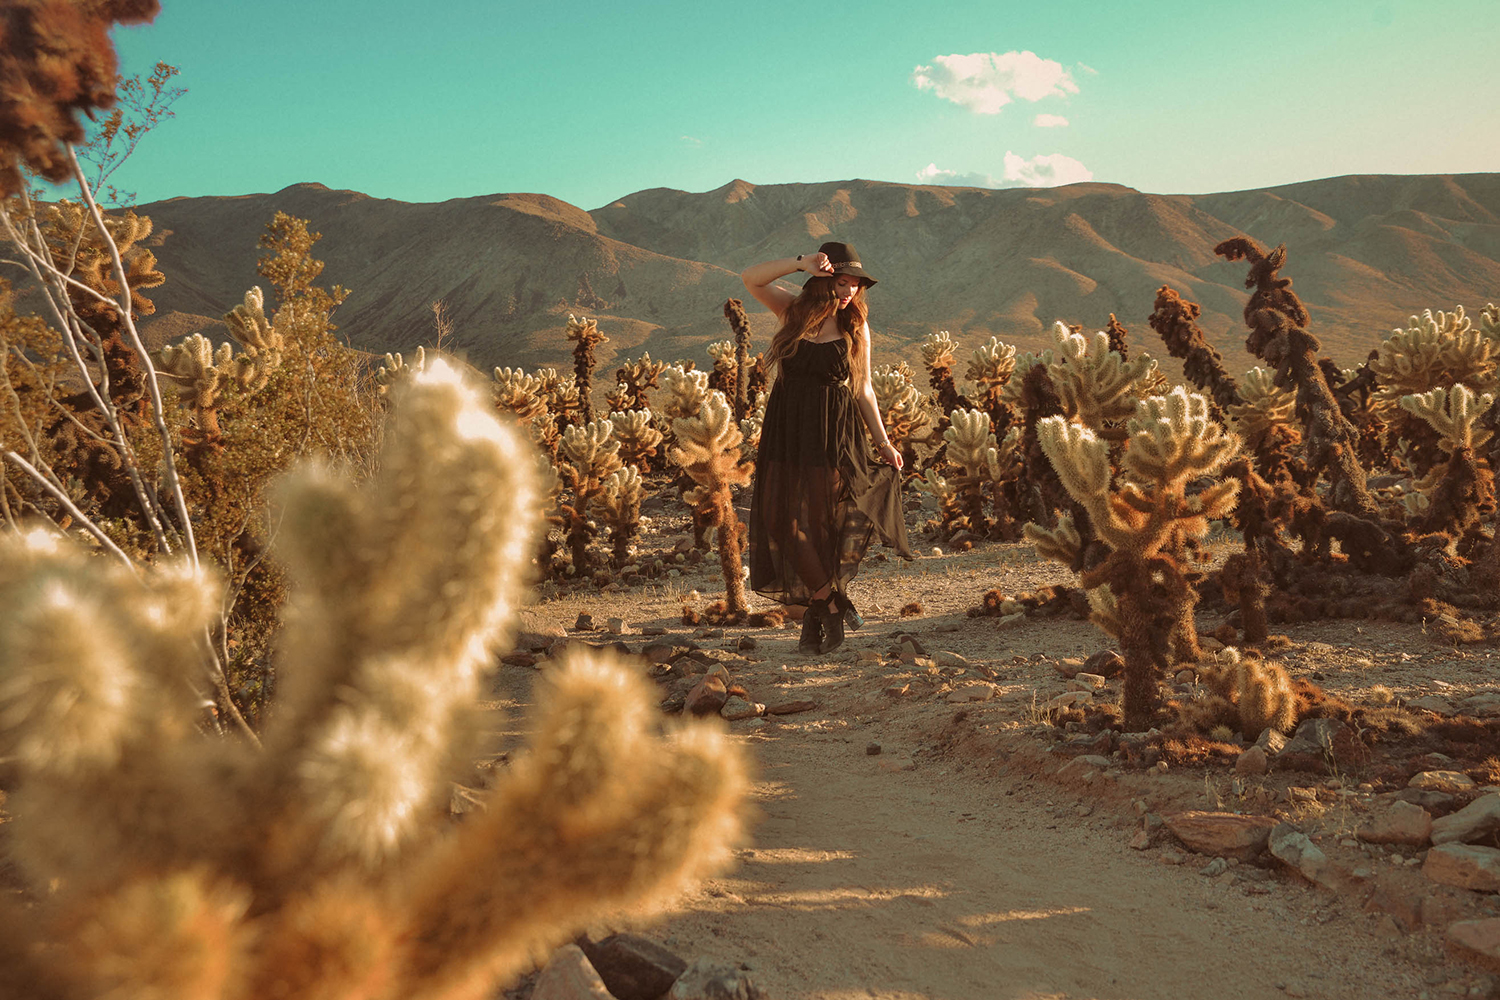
[0,359,746,1000]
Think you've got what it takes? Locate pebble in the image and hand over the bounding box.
[606,617,626,635]
[866,742,882,755]
[573,613,596,631]
[1410,771,1477,794]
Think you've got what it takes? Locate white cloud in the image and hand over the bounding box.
[1077,62,1099,76]
[916,153,1093,189]
[680,135,703,147]
[1033,113,1069,128]
[911,51,1078,114]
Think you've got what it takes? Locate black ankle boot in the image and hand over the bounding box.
[819,598,845,654]
[798,602,825,654]
[832,591,864,631]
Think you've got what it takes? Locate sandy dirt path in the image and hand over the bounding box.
[645,731,1412,1000]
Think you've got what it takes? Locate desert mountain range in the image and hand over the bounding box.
[135,173,1500,376]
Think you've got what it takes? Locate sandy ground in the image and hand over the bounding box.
[494,528,1500,1000]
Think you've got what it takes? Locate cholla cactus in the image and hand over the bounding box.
[377,345,426,394]
[738,396,766,462]
[659,365,710,422]
[921,330,969,416]
[1027,508,1082,566]
[535,368,582,430]
[0,361,745,1000]
[872,364,937,469]
[221,285,285,393]
[556,419,623,577]
[1028,387,1242,730]
[158,333,234,436]
[597,465,646,566]
[964,336,1018,411]
[566,314,608,424]
[608,408,664,472]
[43,202,165,322]
[998,350,1054,406]
[1481,303,1500,341]
[671,392,754,616]
[706,339,738,397]
[1399,384,1498,535]
[612,352,667,412]
[1228,367,1300,456]
[1196,650,1298,738]
[492,367,556,457]
[1046,321,1159,439]
[1371,307,1498,406]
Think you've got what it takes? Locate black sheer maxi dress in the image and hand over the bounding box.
[749,337,913,606]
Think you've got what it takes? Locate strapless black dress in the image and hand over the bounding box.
[748,337,913,606]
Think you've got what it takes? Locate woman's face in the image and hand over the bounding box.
[833,274,864,310]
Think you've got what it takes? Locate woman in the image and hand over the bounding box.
[741,241,913,655]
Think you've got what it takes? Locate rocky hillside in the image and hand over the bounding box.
[136,173,1500,373]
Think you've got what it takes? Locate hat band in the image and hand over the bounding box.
[833,261,861,269]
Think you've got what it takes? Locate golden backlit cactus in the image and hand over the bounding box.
[1227,366,1298,454]
[376,345,426,394]
[612,352,667,412]
[42,202,165,321]
[1027,508,1082,566]
[1399,383,1496,455]
[706,339,737,397]
[738,396,766,462]
[608,407,664,472]
[597,465,645,566]
[999,349,1054,406]
[964,335,1018,409]
[1046,321,1159,438]
[873,363,937,468]
[1028,386,1242,730]
[158,332,233,435]
[220,286,284,393]
[920,329,968,415]
[1371,306,1498,406]
[671,392,754,616]
[659,364,710,422]
[0,361,745,1000]
[556,419,623,576]
[1481,303,1500,341]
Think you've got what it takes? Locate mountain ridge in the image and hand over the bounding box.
[133,173,1500,376]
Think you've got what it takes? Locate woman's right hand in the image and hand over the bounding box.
[798,252,833,275]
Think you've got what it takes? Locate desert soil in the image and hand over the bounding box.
[496,518,1500,1000]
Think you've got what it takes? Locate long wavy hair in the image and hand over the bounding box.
[763,276,870,386]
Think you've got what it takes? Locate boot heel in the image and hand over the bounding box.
[834,592,864,631]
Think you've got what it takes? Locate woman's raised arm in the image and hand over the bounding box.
[741,252,833,317]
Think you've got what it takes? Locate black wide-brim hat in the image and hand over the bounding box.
[810,241,876,286]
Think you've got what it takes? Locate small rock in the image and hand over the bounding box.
[1358,801,1434,846]
[1432,794,1500,845]
[1364,886,1424,932]
[698,628,725,640]
[884,683,910,697]
[1407,695,1457,716]
[1164,811,1278,861]
[1255,728,1289,754]
[720,696,762,721]
[878,756,916,773]
[1054,656,1086,678]
[1057,755,1111,783]
[668,959,762,1000]
[500,652,537,667]
[856,650,883,665]
[1128,828,1153,850]
[1459,692,1500,718]
[995,611,1028,630]
[533,944,612,1000]
[934,650,970,669]
[1158,848,1187,865]
[1410,771,1476,794]
[737,636,757,651]
[1083,649,1125,678]
[685,675,728,716]
[1174,669,1196,685]
[1269,822,1362,891]
[1200,857,1229,877]
[1274,718,1352,773]
[1199,636,1225,653]
[1422,893,1468,928]
[866,742,882,755]
[640,625,668,636]
[607,617,626,635]
[946,684,996,704]
[766,699,817,716]
[1424,844,1500,891]
[577,934,687,1000]
[1447,918,1500,962]
[573,613,596,632]
[1393,788,1458,813]
[1044,690,1091,712]
[1235,745,1269,776]
[897,634,929,656]
[643,642,678,665]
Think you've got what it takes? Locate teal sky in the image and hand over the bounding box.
[98,0,1498,209]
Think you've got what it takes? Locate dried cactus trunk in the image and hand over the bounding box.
[724,298,753,420]
[1147,286,1240,422]
[1104,313,1129,358]
[566,315,608,425]
[1216,237,1381,521]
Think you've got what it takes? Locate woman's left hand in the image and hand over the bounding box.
[877,442,903,469]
